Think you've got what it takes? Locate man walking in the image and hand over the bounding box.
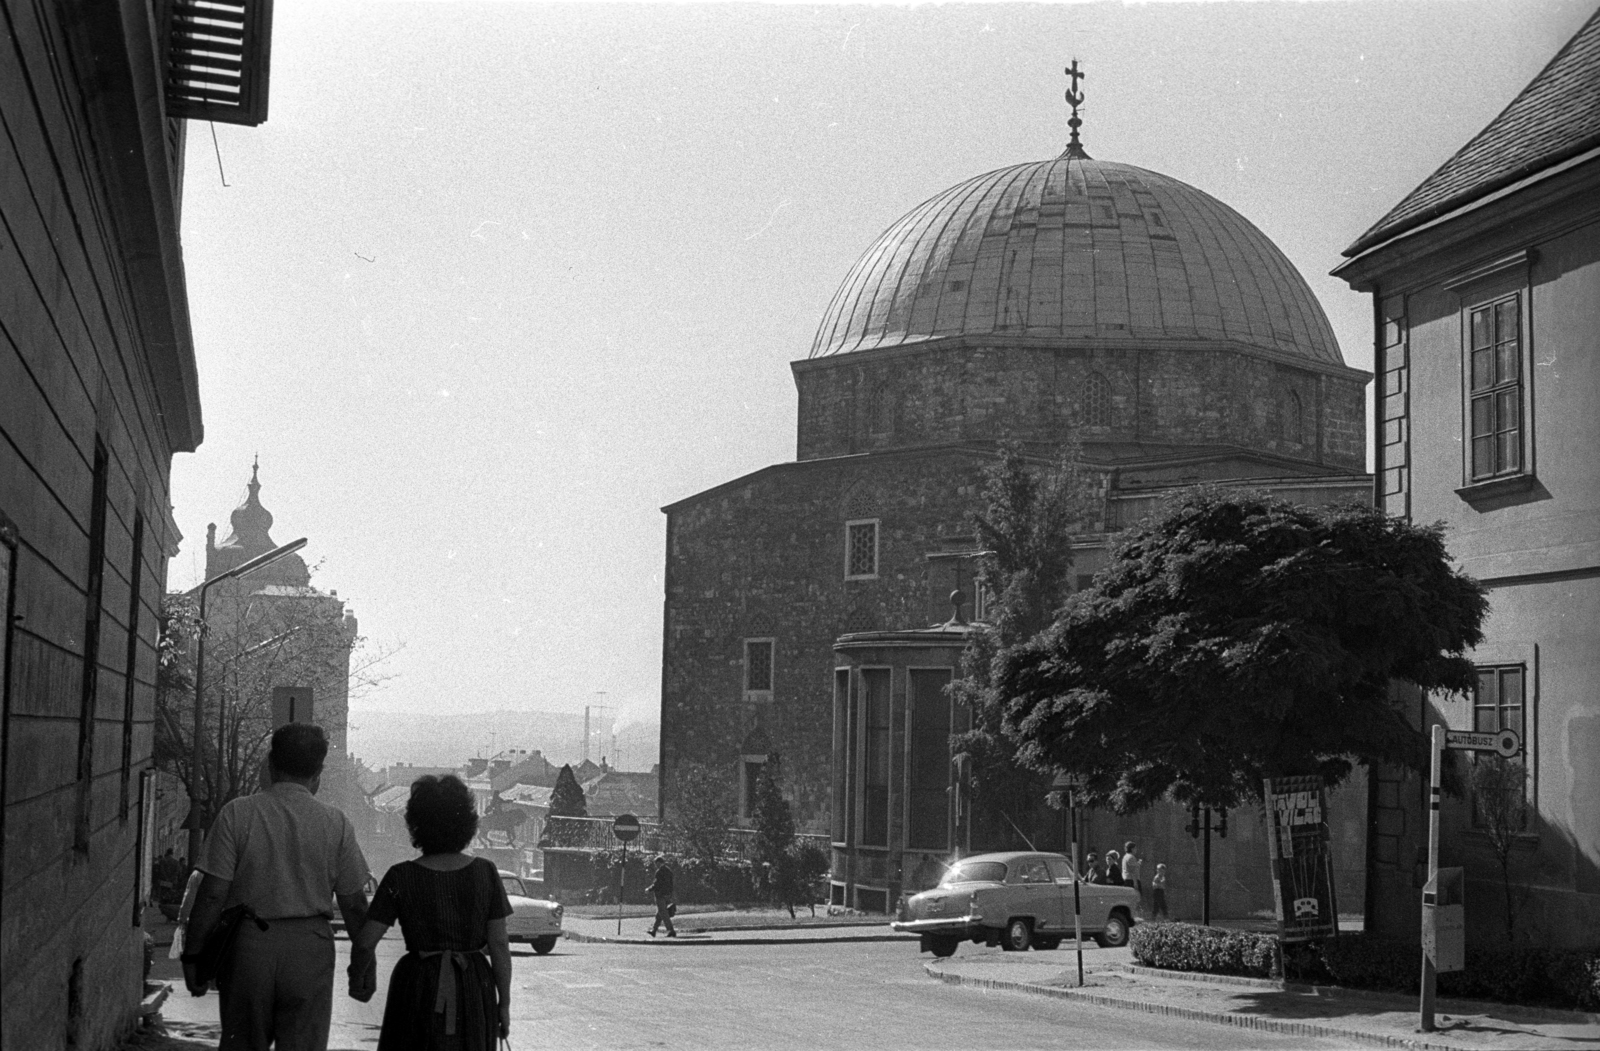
[182,724,373,1050]
[1122,840,1145,912]
[647,855,676,938]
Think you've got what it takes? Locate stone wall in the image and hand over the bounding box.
[793,340,1367,472]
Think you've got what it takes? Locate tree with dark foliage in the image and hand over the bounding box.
[950,441,1096,847]
[750,756,795,869]
[996,488,1489,813]
[549,763,588,819]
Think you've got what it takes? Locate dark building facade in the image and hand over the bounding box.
[0,3,272,1040]
[1334,11,1600,949]
[661,142,1373,916]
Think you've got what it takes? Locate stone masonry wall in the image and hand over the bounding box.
[794,342,1366,472]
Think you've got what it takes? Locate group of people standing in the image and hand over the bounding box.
[180,723,514,1051]
[1083,840,1170,920]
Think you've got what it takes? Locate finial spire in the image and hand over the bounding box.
[1063,59,1091,159]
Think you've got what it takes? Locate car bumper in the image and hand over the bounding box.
[889,916,983,936]
[506,923,561,940]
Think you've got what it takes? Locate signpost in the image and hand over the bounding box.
[613,813,641,936]
[1053,772,1085,987]
[1420,725,1520,1031]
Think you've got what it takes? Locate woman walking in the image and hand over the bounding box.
[351,775,513,1050]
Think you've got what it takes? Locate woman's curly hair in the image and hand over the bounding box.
[405,774,478,855]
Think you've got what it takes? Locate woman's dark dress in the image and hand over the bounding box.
[368,857,512,1051]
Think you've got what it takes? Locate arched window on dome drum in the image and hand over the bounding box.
[1082,373,1112,428]
[867,383,892,435]
[1286,389,1305,444]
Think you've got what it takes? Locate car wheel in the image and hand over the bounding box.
[929,937,959,959]
[1098,910,1131,949]
[1033,936,1062,951]
[1001,918,1032,952]
[532,937,557,955]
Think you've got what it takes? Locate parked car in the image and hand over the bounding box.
[891,851,1138,958]
[498,871,563,954]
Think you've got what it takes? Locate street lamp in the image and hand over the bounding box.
[186,537,307,862]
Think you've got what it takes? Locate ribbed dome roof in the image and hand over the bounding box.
[810,156,1342,364]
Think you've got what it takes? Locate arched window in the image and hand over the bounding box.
[1286,389,1304,444]
[1083,373,1112,427]
[867,384,892,434]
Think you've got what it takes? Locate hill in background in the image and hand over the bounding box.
[349,707,660,773]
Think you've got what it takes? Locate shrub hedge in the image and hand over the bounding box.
[1128,922,1279,978]
[1131,923,1600,1012]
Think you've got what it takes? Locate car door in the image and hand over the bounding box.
[1045,856,1077,935]
[1011,857,1062,931]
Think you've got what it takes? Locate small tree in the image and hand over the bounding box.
[750,756,796,870]
[997,488,1490,812]
[669,761,734,861]
[548,764,588,819]
[950,441,1096,847]
[1470,756,1529,944]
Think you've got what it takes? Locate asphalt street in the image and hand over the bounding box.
[156,936,1357,1050]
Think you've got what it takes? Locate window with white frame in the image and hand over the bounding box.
[744,638,774,701]
[1466,294,1524,482]
[845,519,879,579]
[1470,665,1529,831]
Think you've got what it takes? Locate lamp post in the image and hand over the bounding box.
[187,538,307,862]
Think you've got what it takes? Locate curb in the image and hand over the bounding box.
[563,928,916,947]
[924,964,1483,1051]
[1120,963,1600,1025]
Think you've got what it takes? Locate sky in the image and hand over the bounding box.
[170,0,1596,749]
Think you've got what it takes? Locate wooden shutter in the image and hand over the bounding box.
[166,0,275,126]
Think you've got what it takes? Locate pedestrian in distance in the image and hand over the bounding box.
[350,775,513,1051]
[1151,863,1170,920]
[647,855,677,937]
[181,723,373,1051]
[1103,849,1124,886]
[1083,851,1105,885]
[1122,841,1144,909]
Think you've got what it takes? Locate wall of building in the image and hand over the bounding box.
[793,341,1366,471]
[663,449,999,833]
[1,4,197,1046]
[1356,174,1600,948]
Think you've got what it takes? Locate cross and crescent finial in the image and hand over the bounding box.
[1064,59,1090,159]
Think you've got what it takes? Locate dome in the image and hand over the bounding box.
[810,156,1342,364]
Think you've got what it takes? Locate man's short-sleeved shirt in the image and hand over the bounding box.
[1122,853,1142,883]
[200,781,370,919]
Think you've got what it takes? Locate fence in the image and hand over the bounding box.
[542,816,829,862]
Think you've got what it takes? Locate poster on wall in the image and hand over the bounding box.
[1263,774,1340,942]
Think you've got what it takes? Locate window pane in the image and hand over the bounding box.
[1475,670,1498,732]
[1471,438,1494,479]
[1497,431,1520,473]
[1497,337,1519,383]
[1472,348,1494,391]
[746,640,773,691]
[1501,669,1524,738]
[1496,390,1519,431]
[1496,298,1518,346]
[1471,396,1493,438]
[847,522,877,577]
[1471,307,1493,351]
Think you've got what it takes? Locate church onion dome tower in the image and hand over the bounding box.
[205,459,312,586]
[792,67,1367,473]
[809,156,1342,365]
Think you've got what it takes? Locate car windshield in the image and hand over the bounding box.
[939,861,1007,886]
[500,876,525,898]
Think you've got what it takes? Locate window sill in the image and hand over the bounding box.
[1456,474,1537,504]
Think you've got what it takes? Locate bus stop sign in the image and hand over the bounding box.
[612,813,641,842]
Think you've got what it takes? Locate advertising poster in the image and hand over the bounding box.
[1263,775,1339,942]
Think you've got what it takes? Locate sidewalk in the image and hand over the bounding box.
[927,947,1600,1051]
[562,907,915,945]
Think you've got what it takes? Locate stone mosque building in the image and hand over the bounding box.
[659,92,1373,916]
